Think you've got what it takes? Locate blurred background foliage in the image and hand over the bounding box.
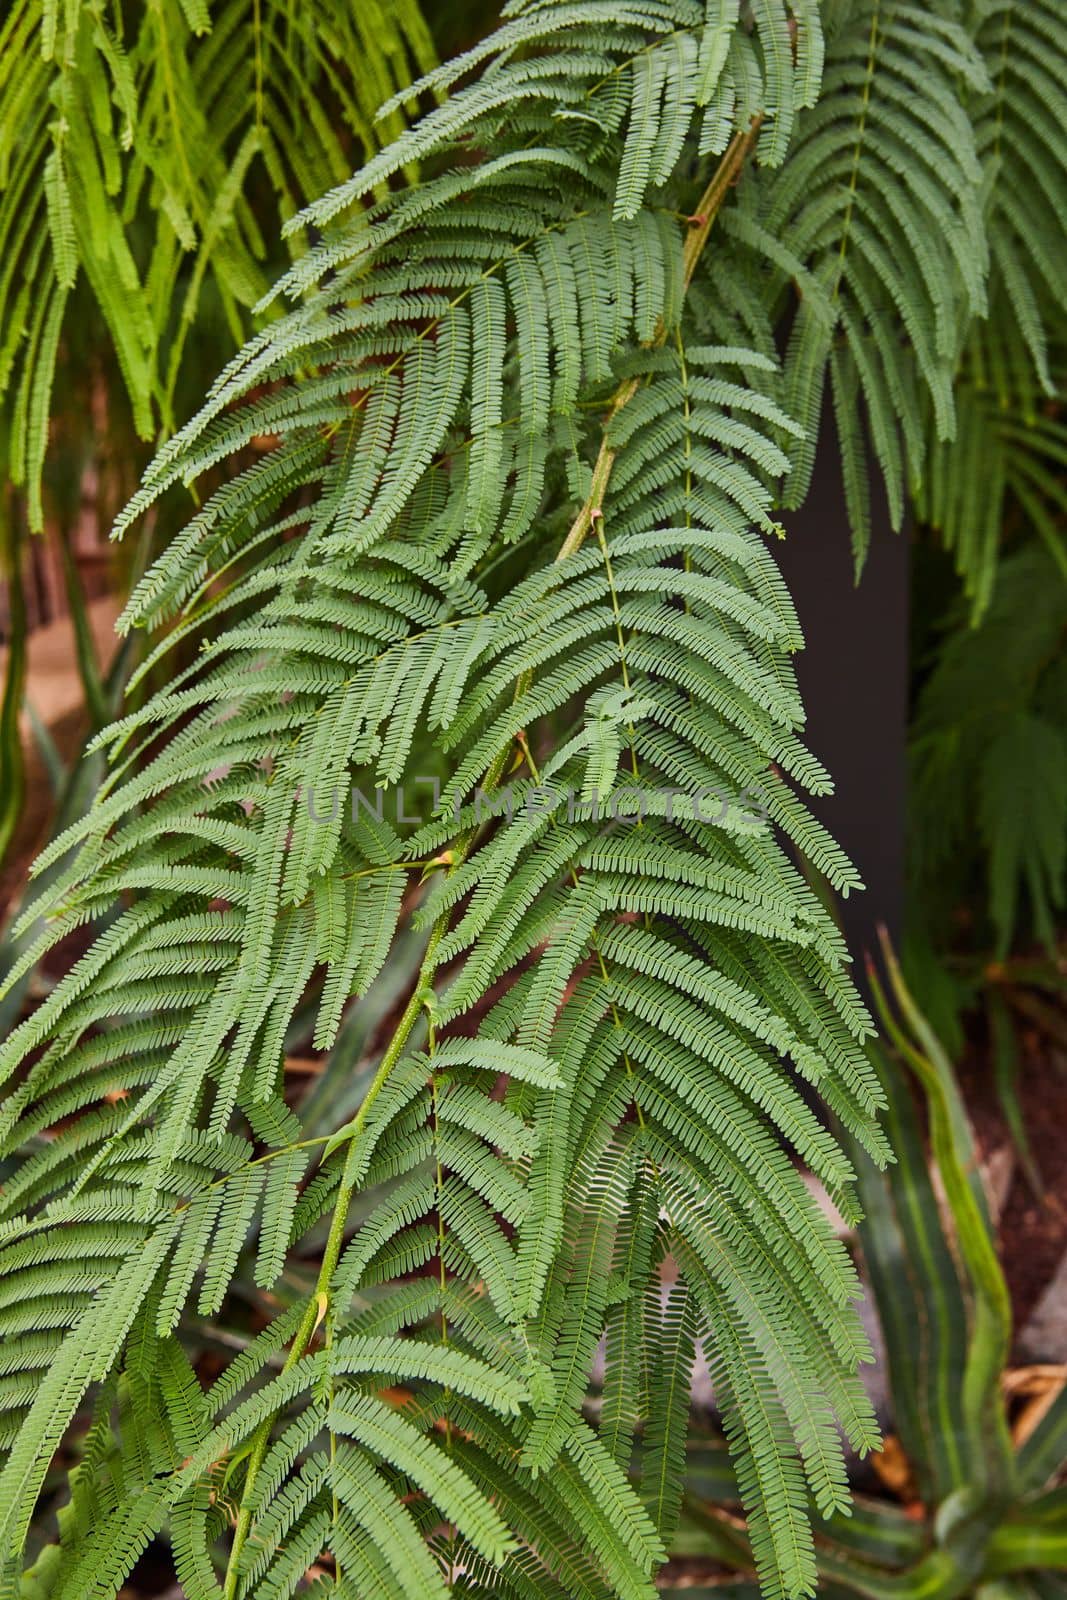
[0,0,443,868]
[0,1,1065,1594]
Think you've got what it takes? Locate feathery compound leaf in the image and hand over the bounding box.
[728,0,992,559]
[11,0,1038,1592]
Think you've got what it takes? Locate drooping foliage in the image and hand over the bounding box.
[912,0,1067,617]
[0,1,1065,1597]
[902,0,1067,1010]
[0,0,436,866]
[911,542,1067,960]
[0,0,436,521]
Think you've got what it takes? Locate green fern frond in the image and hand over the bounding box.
[8,0,1061,1591]
[726,0,991,566]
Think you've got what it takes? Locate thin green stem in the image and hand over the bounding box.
[558,119,763,563]
[222,916,447,1592]
[833,3,879,300]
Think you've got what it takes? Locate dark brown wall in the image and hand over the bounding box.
[774,433,909,966]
